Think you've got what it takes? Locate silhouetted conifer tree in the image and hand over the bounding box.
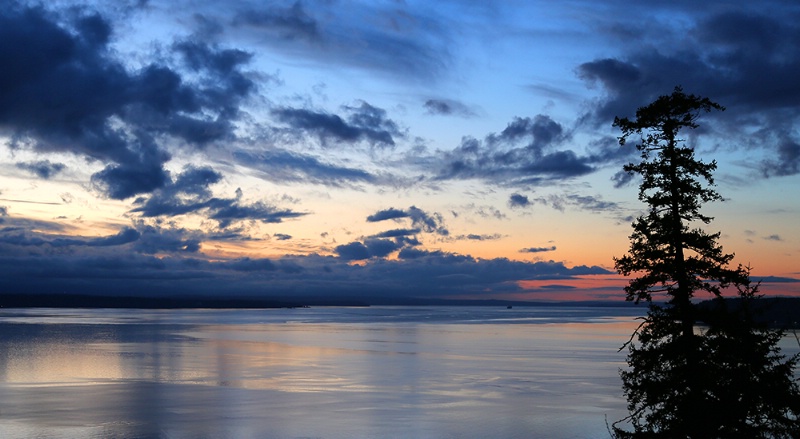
[611,87,800,438]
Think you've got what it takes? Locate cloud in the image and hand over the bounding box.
[0,245,613,302]
[274,233,292,241]
[0,2,256,199]
[576,8,800,177]
[372,228,421,238]
[521,246,557,253]
[229,1,451,83]
[488,115,565,152]
[456,233,503,241]
[611,170,636,188]
[130,165,306,228]
[763,234,783,242]
[473,206,507,220]
[334,238,403,261]
[366,206,448,236]
[271,101,404,148]
[433,115,599,186]
[530,194,621,214]
[423,98,477,117]
[205,198,306,228]
[132,224,202,254]
[760,140,800,178]
[232,2,319,41]
[15,160,66,179]
[337,206,452,261]
[232,150,377,187]
[90,141,172,200]
[129,165,222,217]
[367,208,409,222]
[0,226,141,249]
[334,241,370,261]
[0,218,208,255]
[89,228,142,247]
[0,211,615,301]
[508,193,530,208]
[752,276,800,284]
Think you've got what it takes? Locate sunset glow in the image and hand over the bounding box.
[0,0,798,303]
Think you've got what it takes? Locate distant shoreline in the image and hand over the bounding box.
[0,293,312,309]
[0,293,639,310]
[1,294,798,329]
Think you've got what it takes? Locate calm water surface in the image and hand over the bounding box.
[0,306,658,438]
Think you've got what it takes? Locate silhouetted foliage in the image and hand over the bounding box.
[611,87,800,438]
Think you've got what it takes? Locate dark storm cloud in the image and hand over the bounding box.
[434,115,598,185]
[423,98,477,117]
[521,246,557,254]
[130,166,306,228]
[0,2,255,199]
[272,101,404,148]
[232,150,376,187]
[577,8,800,176]
[15,160,66,179]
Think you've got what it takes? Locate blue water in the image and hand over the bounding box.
[0,306,649,438]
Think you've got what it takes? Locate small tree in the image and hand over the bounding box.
[611,87,800,438]
[700,276,800,438]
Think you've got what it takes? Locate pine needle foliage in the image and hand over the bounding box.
[611,87,800,438]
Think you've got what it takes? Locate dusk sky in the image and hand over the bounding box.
[1,0,798,303]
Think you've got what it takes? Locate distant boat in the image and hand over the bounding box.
[507,305,513,309]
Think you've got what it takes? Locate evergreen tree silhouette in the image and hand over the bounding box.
[611,87,800,438]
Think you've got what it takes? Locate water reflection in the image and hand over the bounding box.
[0,307,650,438]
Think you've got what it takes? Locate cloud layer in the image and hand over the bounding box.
[1,0,798,303]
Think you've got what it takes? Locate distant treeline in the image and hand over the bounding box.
[697,297,800,329]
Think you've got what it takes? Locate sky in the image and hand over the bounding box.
[0,0,798,304]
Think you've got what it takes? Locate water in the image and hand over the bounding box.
[0,306,648,438]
